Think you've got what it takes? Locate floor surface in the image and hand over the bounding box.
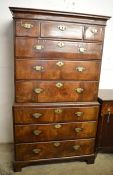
[0,144,113,175]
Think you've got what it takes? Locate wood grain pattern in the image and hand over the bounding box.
[15,138,95,161]
[15,121,97,143]
[16,60,101,81]
[13,105,99,124]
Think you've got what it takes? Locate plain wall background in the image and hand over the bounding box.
[0,0,113,143]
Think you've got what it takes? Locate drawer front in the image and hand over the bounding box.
[15,81,98,103]
[15,121,97,143]
[16,38,102,59]
[41,21,83,39]
[16,60,101,81]
[13,106,99,124]
[101,102,113,116]
[15,138,95,161]
[84,25,104,41]
[15,19,40,37]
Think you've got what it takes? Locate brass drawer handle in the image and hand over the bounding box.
[56,61,64,67]
[58,25,66,31]
[56,82,63,88]
[58,42,65,48]
[53,142,61,147]
[34,45,44,50]
[107,108,111,123]
[54,109,63,114]
[75,88,84,94]
[76,66,86,72]
[34,88,43,94]
[75,112,84,117]
[91,28,98,34]
[73,145,80,150]
[33,65,44,71]
[21,23,33,29]
[32,148,41,154]
[75,128,83,133]
[54,124,62,129]
[33,130,42,136]
[79,47,87,53]
[32,113,42,119]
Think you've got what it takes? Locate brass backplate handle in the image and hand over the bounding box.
[75,112,84,117]
[58,25,66,31]
[21,23,33,29]
[73,145,80,150]
[56,61,64,67]
[76,66,86,72]
[54,124,62,129]
[53,142,61,147]
[57,42,65,48]
[54,109,63,114]
[34,88,43,94]
[34,45,44,50]
[33,65,44,71]
[56,82,63,88]
[91,28,98,34]
[75,128,83,133]
[32,148,41,154]
[75,88,84,94]
[32,113,43,119]
[33,130,42,136]
[79,47,87,53]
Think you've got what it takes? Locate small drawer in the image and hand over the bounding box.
[15,19,40,37]
[16,38,102,60]
[41,21,83,39]
[16,59,101,81]
[84,25,104,41]
[13,105,99,124]
[15,81,98,103]
[101,102,113,116]
[15,138,95,161]
[15,121,97,143]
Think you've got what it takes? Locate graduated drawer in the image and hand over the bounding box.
[16,38,102,60]
[41,21,83,39]
[15,81,98,103]
[15,138,95,161]
[15,19,40,37]
[16,60,101,81]
[13,106,99,124]
[84,25,104,41]
[15,121,97,143]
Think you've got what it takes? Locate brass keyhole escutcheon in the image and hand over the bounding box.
[54,124,62,129]
[34,88,43,94]
[56,82,63,88]
[75,88,84,94]
[75,112,84,117]
[33,130,42,136]
[75,128,83,133]
[54,109,63,114]
[32,148,41,154]
[32,113,42,119]
[56,61,64,67]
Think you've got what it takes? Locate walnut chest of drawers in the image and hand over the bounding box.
[10,7,110,171]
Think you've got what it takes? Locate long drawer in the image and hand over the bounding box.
[16,38,102,59]
[15,121,97,143]
[16,60,101,80]
[15,81,98,103]
[13,106,99,124]
[15,138,95,161]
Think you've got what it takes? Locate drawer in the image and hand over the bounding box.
[16,60,101,81]
[15,81,98,103]
[16,38,102,60]
[13,106,99,124]
[15,19,40,37]
[41,21,83,39]
[84,25,104,41]
[15,121,97,143]
[101,102,113,116]
[15,138,95,161]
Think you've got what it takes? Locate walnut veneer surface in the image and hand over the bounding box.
[9,7,110,171]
